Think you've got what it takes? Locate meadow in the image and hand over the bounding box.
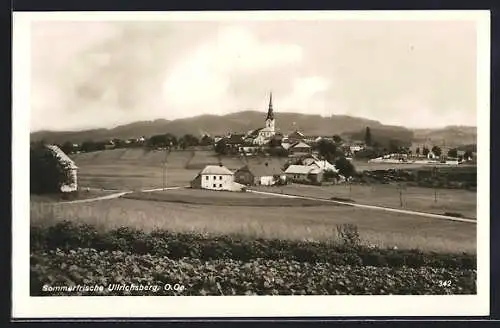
[38,148,476,254]
[251,183,477,219]
[122,189,343,207]
[31,196,476,253]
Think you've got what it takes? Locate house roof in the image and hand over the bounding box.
[200,165,234,175]
[237,162,283,177]
[247,128,263,137]
[259,127,274,133]
[291,141,311,149]
[285,165,319,175]
[225,134,246,145]
[311,160,338,172]
[45,144,78,169]
[288,131,305,139]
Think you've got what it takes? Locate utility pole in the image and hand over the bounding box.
[162,143,171,191]
[432,166,438,203]
[397,182,405,208]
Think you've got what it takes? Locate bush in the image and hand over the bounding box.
[336,224,361,248]
[31,222,476,270]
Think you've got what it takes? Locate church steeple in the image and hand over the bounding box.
[266,92,274,121]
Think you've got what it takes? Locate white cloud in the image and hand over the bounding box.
[162,26,303,118]
[279,76,331,115]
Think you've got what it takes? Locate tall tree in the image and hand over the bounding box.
[60,141,74,154]
[447,148,458,158]
[215,139,228,155]
[316,139,338,162]
[332,135,343,144]
[431,146,442,157]
[200,135,214,146]
[335,157,356,178]
[364,127,372,146]
[422,147,430,157]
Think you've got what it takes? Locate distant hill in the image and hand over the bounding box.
[30,111,475,147]
[412,126,477,147]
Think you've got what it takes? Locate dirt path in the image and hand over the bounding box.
[56,186,185,204]
[246,189,477,224]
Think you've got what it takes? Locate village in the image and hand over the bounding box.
[36,92,477,195]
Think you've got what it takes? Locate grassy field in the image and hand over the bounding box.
[31,196,476,253]
[251,184,477,219]
[122,189,344,207]
[56,149,477,253]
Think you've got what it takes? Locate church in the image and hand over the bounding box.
[250,92,277,146]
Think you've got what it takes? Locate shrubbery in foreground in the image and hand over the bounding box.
[31,249,476,296]
[30,221,476,296]
[31,221,476,270]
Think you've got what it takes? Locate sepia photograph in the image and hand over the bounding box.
[13,10,490,318]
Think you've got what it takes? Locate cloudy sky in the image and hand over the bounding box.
[30,17,478,132]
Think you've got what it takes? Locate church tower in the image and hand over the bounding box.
[265,92,275,133]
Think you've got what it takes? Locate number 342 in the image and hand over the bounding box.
[438,280,452,287]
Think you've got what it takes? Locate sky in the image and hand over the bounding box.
[29,17,478,132]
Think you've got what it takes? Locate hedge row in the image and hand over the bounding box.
[30,249,476,296]
[31,221,476,269]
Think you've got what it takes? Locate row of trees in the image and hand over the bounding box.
[53,134,216,154]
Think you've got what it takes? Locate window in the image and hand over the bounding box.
[213,176,216,180]
[219,184,222,187]
[213,184,216,188]
[219,176,222,180]
[205,176,209,180]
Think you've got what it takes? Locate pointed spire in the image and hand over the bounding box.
[266,91,274,120]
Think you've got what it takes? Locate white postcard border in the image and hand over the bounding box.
[12,10,490,318]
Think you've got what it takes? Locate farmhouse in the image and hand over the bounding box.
[190,165,245,191]
[284,164,323,184]
[45,144,78,192]
[287,130,306,144]
[303,157,338,172]
[281,142,293,151]
[289,141,312,156]
[234,162,286,186]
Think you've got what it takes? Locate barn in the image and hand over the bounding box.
[284,164,323,184]
[45,144,78,192]
[234,162,286,186]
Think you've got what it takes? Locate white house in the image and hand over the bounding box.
[45,144,78,192]
[190,165,245,191]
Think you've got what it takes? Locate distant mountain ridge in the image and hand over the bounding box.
[30,111,476,146]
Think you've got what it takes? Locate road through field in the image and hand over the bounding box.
[57,186,185,204]
[247,189,477,224]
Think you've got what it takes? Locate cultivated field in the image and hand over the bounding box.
[251,183,477,219]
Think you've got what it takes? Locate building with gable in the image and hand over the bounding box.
[234,162,286,186]
[190,164,245,191]
[45,144,79,192]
